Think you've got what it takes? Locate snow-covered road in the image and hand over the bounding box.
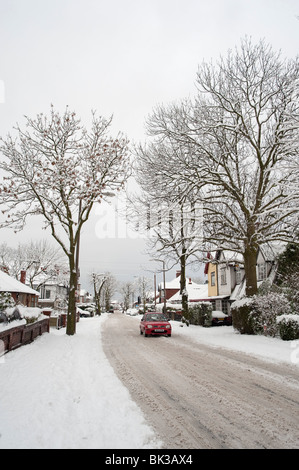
[103,313,299,449]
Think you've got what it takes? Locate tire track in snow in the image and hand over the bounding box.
[102,313,299,449]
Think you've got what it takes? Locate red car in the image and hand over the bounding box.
[140,313,172,337]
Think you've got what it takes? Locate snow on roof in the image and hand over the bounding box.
[160,275,181,289]
[168,280,209,302]
[220,250,244,264]
[259,242,286,261]
[0,270,40,296]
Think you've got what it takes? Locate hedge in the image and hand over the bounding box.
[276,314,299,341]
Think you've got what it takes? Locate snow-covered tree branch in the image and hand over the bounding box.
[142,38,299,296]
[0,106,130,334]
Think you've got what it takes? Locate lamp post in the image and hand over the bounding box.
[151,259,166,314]
[154,273,156,308]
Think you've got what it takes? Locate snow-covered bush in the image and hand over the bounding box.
[5,306,22,322]
[232,292,293,337]
[5,306,43,325]
[188,302,212,326]
[277,314,299,341]
[0,292,15,311]
[231,297,255,334]
[250,292,292,337]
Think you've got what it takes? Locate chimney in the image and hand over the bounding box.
[20,270,26,284]
[0,265,9,274]
[189,278,192,284]
[176,271,181,278]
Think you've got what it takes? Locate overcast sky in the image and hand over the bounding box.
[0,0,298,291]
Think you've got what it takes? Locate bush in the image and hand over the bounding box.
[250,292,292,337]
[0,292,15,311]
[232,292,294,337]
[231,298,255,334]
[277,314,299,341]
[188,302,212,326]
[5,306,42,324]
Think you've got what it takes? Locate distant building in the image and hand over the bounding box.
[159,271,209,304]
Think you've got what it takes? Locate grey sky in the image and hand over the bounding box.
[0,0,298,290]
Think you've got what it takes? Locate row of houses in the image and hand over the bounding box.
[0,269,92,310]
[158,243,284,315]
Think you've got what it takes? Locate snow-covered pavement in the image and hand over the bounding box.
[0,313,298,449]
[0,314,161,449]
[170,319,299,368]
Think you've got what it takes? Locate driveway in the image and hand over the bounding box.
[102,312,299,449]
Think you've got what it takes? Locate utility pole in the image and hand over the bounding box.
[75,199,82,302]
[152,259,166,314]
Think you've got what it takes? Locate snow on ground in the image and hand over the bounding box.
[0,312,298,449]
[129,313,299,367]
[0,314,161,449]
[169,320,299,367]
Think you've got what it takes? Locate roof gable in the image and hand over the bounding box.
[0,270,40,296]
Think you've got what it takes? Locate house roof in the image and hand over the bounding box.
[0,270,40,296]
[259,242,286,261]
[159,275,181,290]
[206,243,285,267]
[220,250,244,264]
[168,279,209,302]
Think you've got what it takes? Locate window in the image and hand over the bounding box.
[45,289,51,299]
[257,263,267,281]
[220,267,227,285]
[211,272,216,286]
[222,300,229,315]
[236,268,242,285]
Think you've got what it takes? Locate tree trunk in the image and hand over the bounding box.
[244,244,258,297]
[180,249,189,320]
[93,275,101,315]
[66,251,77,336]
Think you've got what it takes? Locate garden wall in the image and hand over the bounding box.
[0,318,49,354]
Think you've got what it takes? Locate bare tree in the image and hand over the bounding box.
[136,275,152,312]
[91,272,106,315]
[144,38,299,296]
[120,281,134,311]
[0,106,130,334]
[101,273,117,312]
[132,141,204,317]
[0,240,68,288]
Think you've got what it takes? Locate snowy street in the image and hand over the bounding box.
[0,315,161,449]
[103,313,299,449]
[0,312,299,449]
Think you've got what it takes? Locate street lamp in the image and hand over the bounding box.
[151,259,166,314]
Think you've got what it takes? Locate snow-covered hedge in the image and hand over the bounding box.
[4,306,44,325]
[188,302,213,326]
[231,297,255,334]
[249,292,292,337]
[276,314,299,341]
[232,292,296,338]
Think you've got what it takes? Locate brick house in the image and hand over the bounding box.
[158,271,183,303]
[0,269,39,307]
[158,271,209,304]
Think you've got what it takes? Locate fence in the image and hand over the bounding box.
[0,318,49,354]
